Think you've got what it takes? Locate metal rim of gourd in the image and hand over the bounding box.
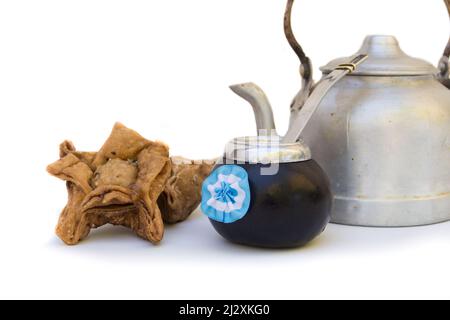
[224,136,312,164]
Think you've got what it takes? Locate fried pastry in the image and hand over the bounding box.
[47,123,213,245]
[159,157,215,224]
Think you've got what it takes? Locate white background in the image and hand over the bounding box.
[0,0,449,300]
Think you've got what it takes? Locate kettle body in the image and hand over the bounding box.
[299,35,450,226]
[302,56,450,226]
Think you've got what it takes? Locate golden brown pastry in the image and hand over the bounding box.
[93,159,138,188]
[159,157,215,224]
[47,123,213,245]
[92,122,153,168]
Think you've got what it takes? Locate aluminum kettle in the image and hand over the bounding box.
[230,0,450,227]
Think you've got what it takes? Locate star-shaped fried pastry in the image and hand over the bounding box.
[47,123,213,245]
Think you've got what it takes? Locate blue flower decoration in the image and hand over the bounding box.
[215,181,239,204]
[201,165,251,224]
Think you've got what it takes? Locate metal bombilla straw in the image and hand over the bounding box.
[229,83,278,137]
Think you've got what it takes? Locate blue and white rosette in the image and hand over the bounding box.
[201,165,251,223]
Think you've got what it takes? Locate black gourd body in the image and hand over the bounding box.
[209,160,332,248]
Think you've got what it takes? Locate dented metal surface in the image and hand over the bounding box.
[301,70,450,226]
[285,0,450,227]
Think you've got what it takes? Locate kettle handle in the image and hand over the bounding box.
[439,0,450,80]
[285,0,450,109]
[284,0,314,118]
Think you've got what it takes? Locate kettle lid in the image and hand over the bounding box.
[321,35,437,76]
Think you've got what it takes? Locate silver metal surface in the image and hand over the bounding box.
[230,83,277,136]
[283,55,368,143]
[321,35,438,76]
[281,0,450,227]
[224,136,311,164]
[301,48,450,226]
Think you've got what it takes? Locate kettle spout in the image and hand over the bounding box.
[230,83,277,136]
